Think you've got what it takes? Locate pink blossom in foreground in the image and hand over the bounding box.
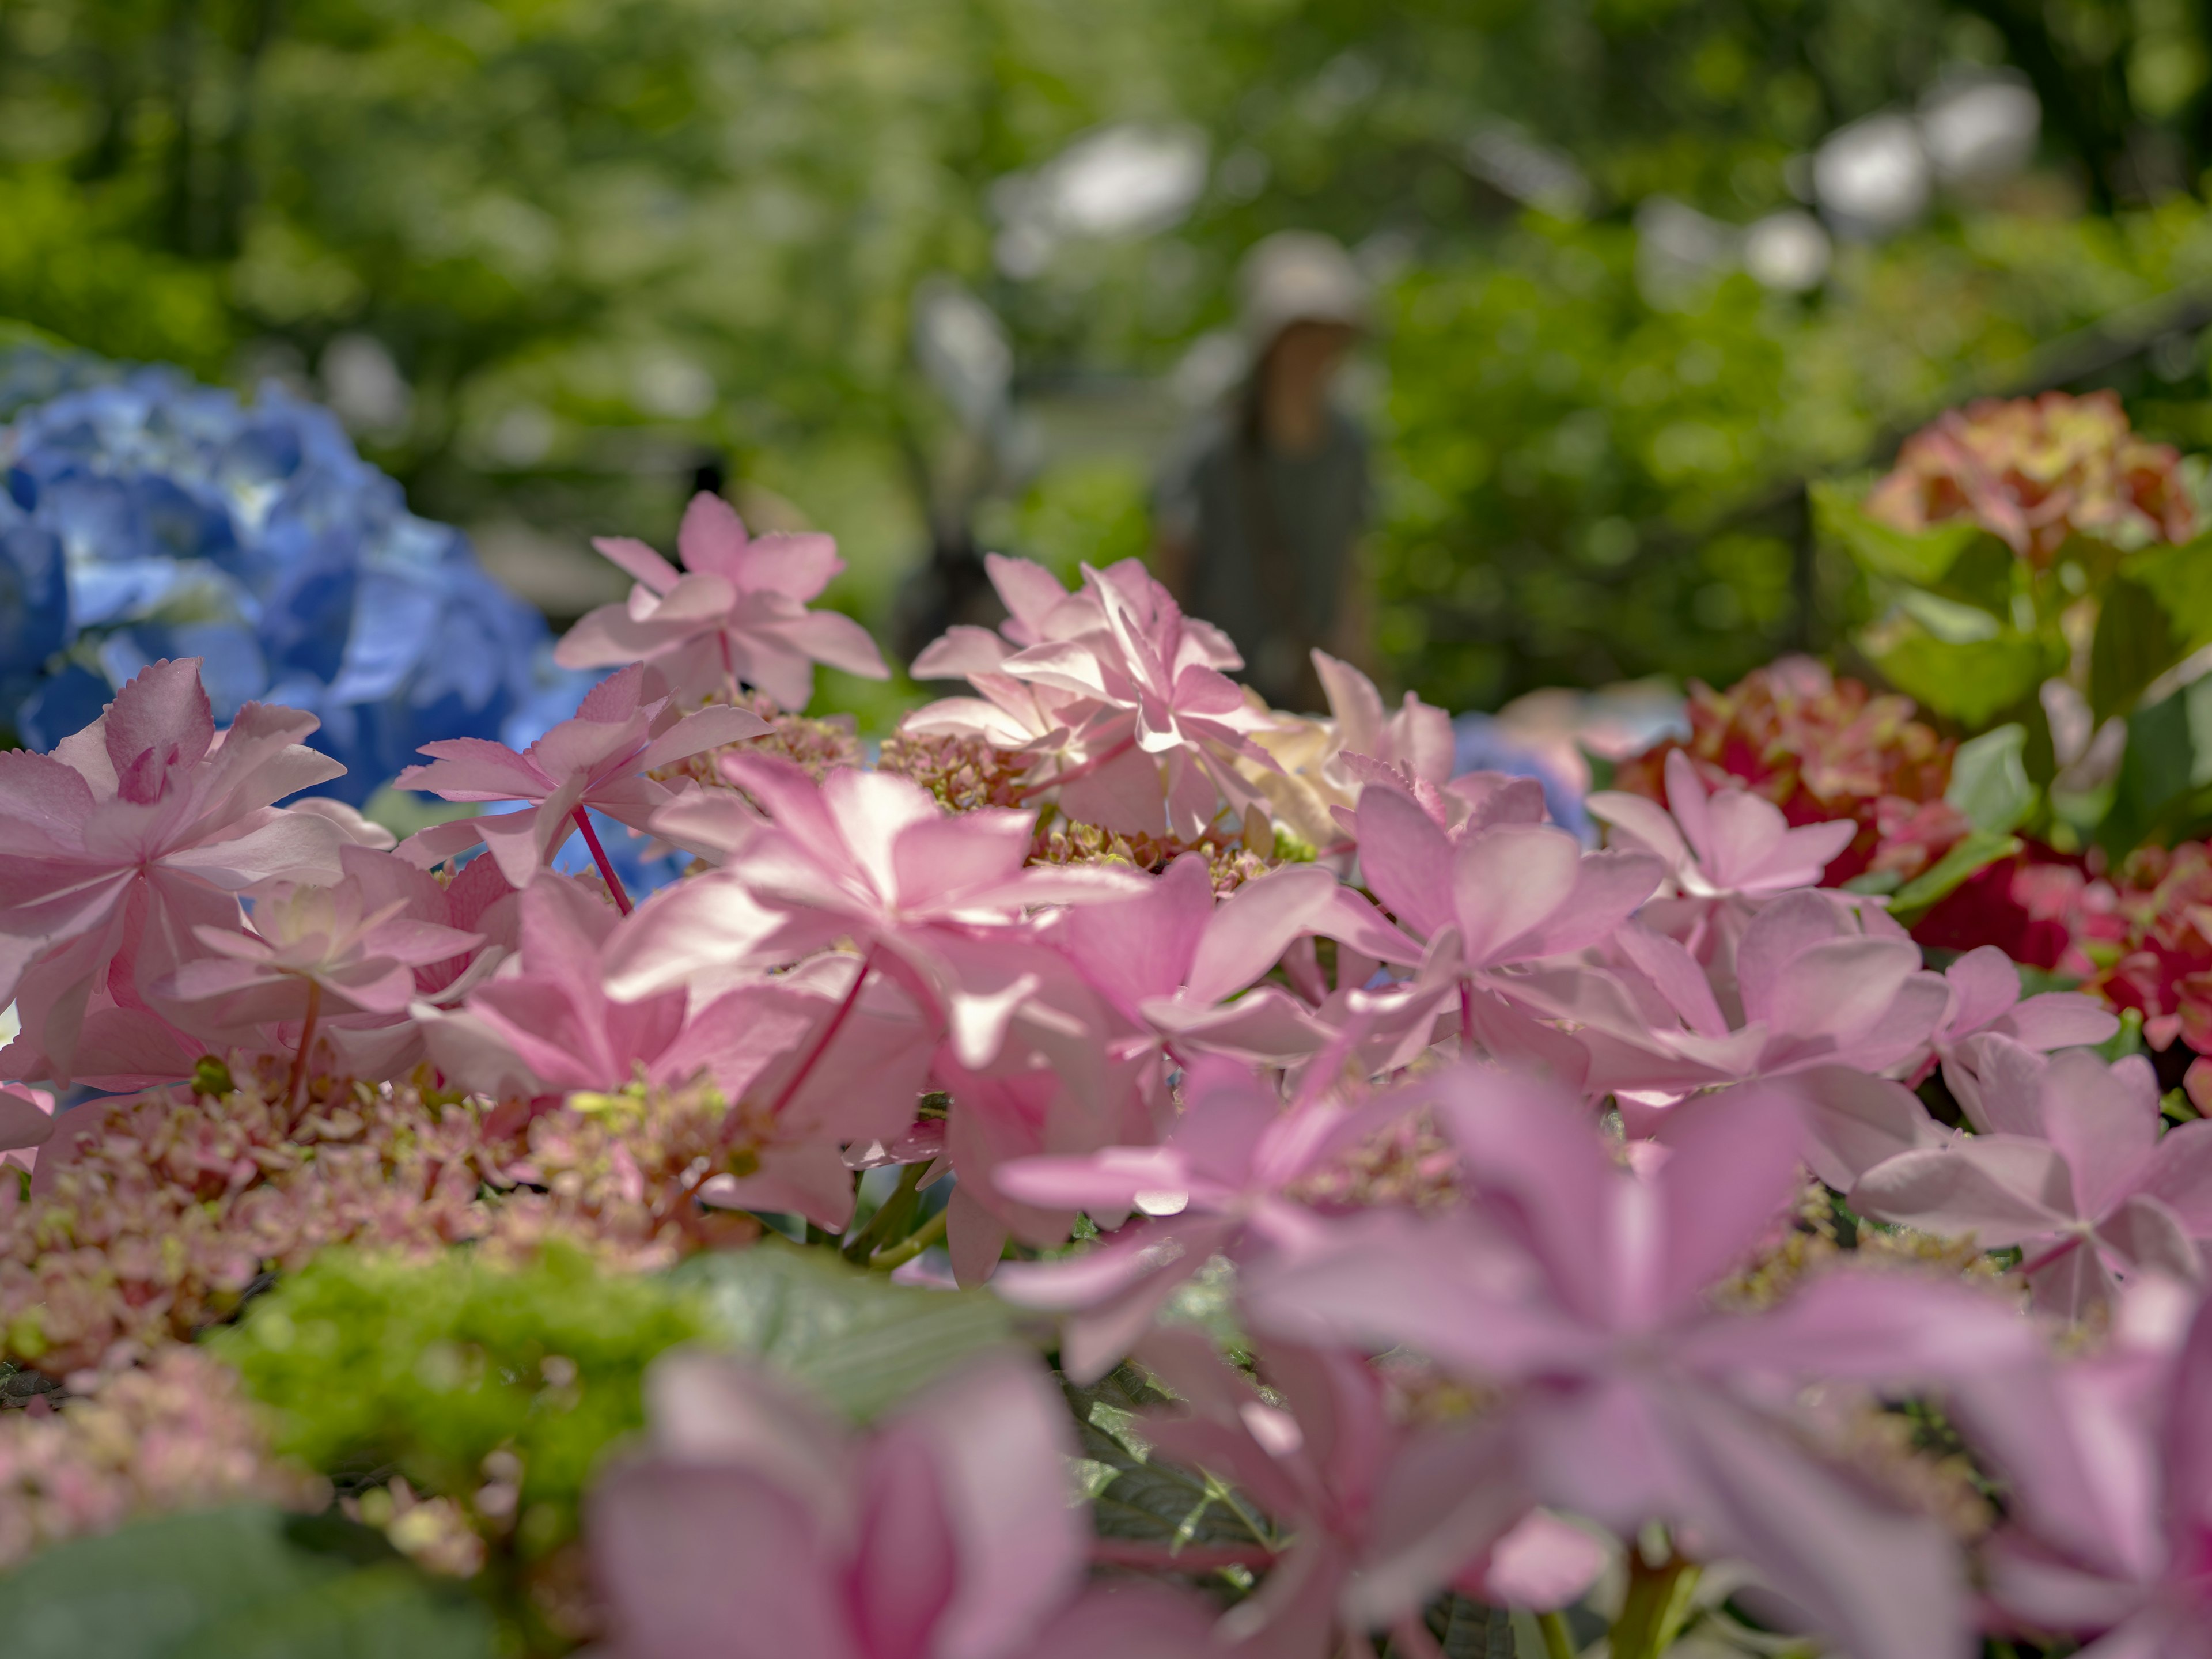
[0,658,347,1084]
[992,1056,1417,1380]
[918,559,1280,840]
[1351,781,1662,987]
[612,754,1145,1068]
[555,491,888,707]
[1855,1043,2212,1319]
[589,1348,1213,1659]
[1927,943,2118,1081]
[392,663,767,890]
[1245,1067,2040,1659]
[1962,1279,2212,1657]
[425,877,932,1228]
[1133,1327,1546,1656]
[1041,851,1412,1067]
[156,844,480,1038]
[1587,748,1857,975]
[0,1085,54,1177]
[1589,749,1858,903]
[1516,892,1949,1136]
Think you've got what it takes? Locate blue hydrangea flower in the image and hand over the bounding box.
[0,347,561,804]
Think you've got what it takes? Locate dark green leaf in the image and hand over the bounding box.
[2088,577,2183,723]
[1064,1366,1275,1551]
[0,1506,493,1659]
[1424,1593,1519,1658]
[673,1240,1014,1421]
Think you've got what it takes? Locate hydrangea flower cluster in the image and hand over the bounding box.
[1866,388,2197,565]
[0,349,566,801]
[5,495,2212,1659]
[1613,654,1965,887]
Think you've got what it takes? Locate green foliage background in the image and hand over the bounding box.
[12,0,2212,711]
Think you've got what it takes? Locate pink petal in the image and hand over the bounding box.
[1652,1085,1806,1317]
[103,658,215,804]
[1782,1066,1944,1190]
[1853,1137,2077,1244]
[0,1085,55,1153]
[589,1460,858,1659]
[589,533,683,593]
[1450,824,1582,965]
[1654,1382,1973,1659]
[1186,863,1341,1005]
[781,608,889,680]
[1941,945,2024,1037]
[893,1353,1085,1659]
[1351,783,1455,941]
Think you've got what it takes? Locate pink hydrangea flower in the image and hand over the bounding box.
[1965,1279,2212,1656]
[588,1348,1213,1659]
[555,492,888,707]
[1245,1067,2041,1659]
[913,558,1282,840]
[393,662,768,903]
[156,844,482,1037]
[1855,1041,2212,1320]
[0,658,348,1084]
[611,753,1144,1069]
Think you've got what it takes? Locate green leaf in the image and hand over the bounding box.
[1888,829,2021,922]
[673,1240,1014,1421]
[1064,1366,1275,1551]
[2088,577,2183,723]
[1812,480,1982,586]
[2123,534,2212,653]
[1945,724,2034,834]
[2099,677,2212,855]
[1866,626,2058,728]
[0,1506,493,1659]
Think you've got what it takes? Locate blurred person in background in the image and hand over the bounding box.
[1154,231,1374,712]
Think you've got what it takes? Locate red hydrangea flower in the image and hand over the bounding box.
[1613,657,1960,888]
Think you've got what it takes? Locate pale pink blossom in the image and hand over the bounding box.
[992,1055,1419,1380]
[555,491,888,707]
[915,559,1281,840]
[0,658,347,1084]
[1041,850,1413,1067]
[1856,1043,2212,1320]
[1132,1327,1534,1657]
[1245,1066,2039,1659]
[392,663,767,892]
[1514,892,1949,1144]
[155,844,481,1036]
[1927,944,2118,1082]
[425,876,933,1229]
[1964,1279,2212,1657]
[1588,749,1855,903]
[612,754,1143,1069]
[588,1348,1211,1659]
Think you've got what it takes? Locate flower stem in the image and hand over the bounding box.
[867,1205,947,1272]
[286,978,323,1118]
[1611,1547,1700,1659]
[765,945,876,1120]
[1537,1611,1578,1659]
[571,808,634,915]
